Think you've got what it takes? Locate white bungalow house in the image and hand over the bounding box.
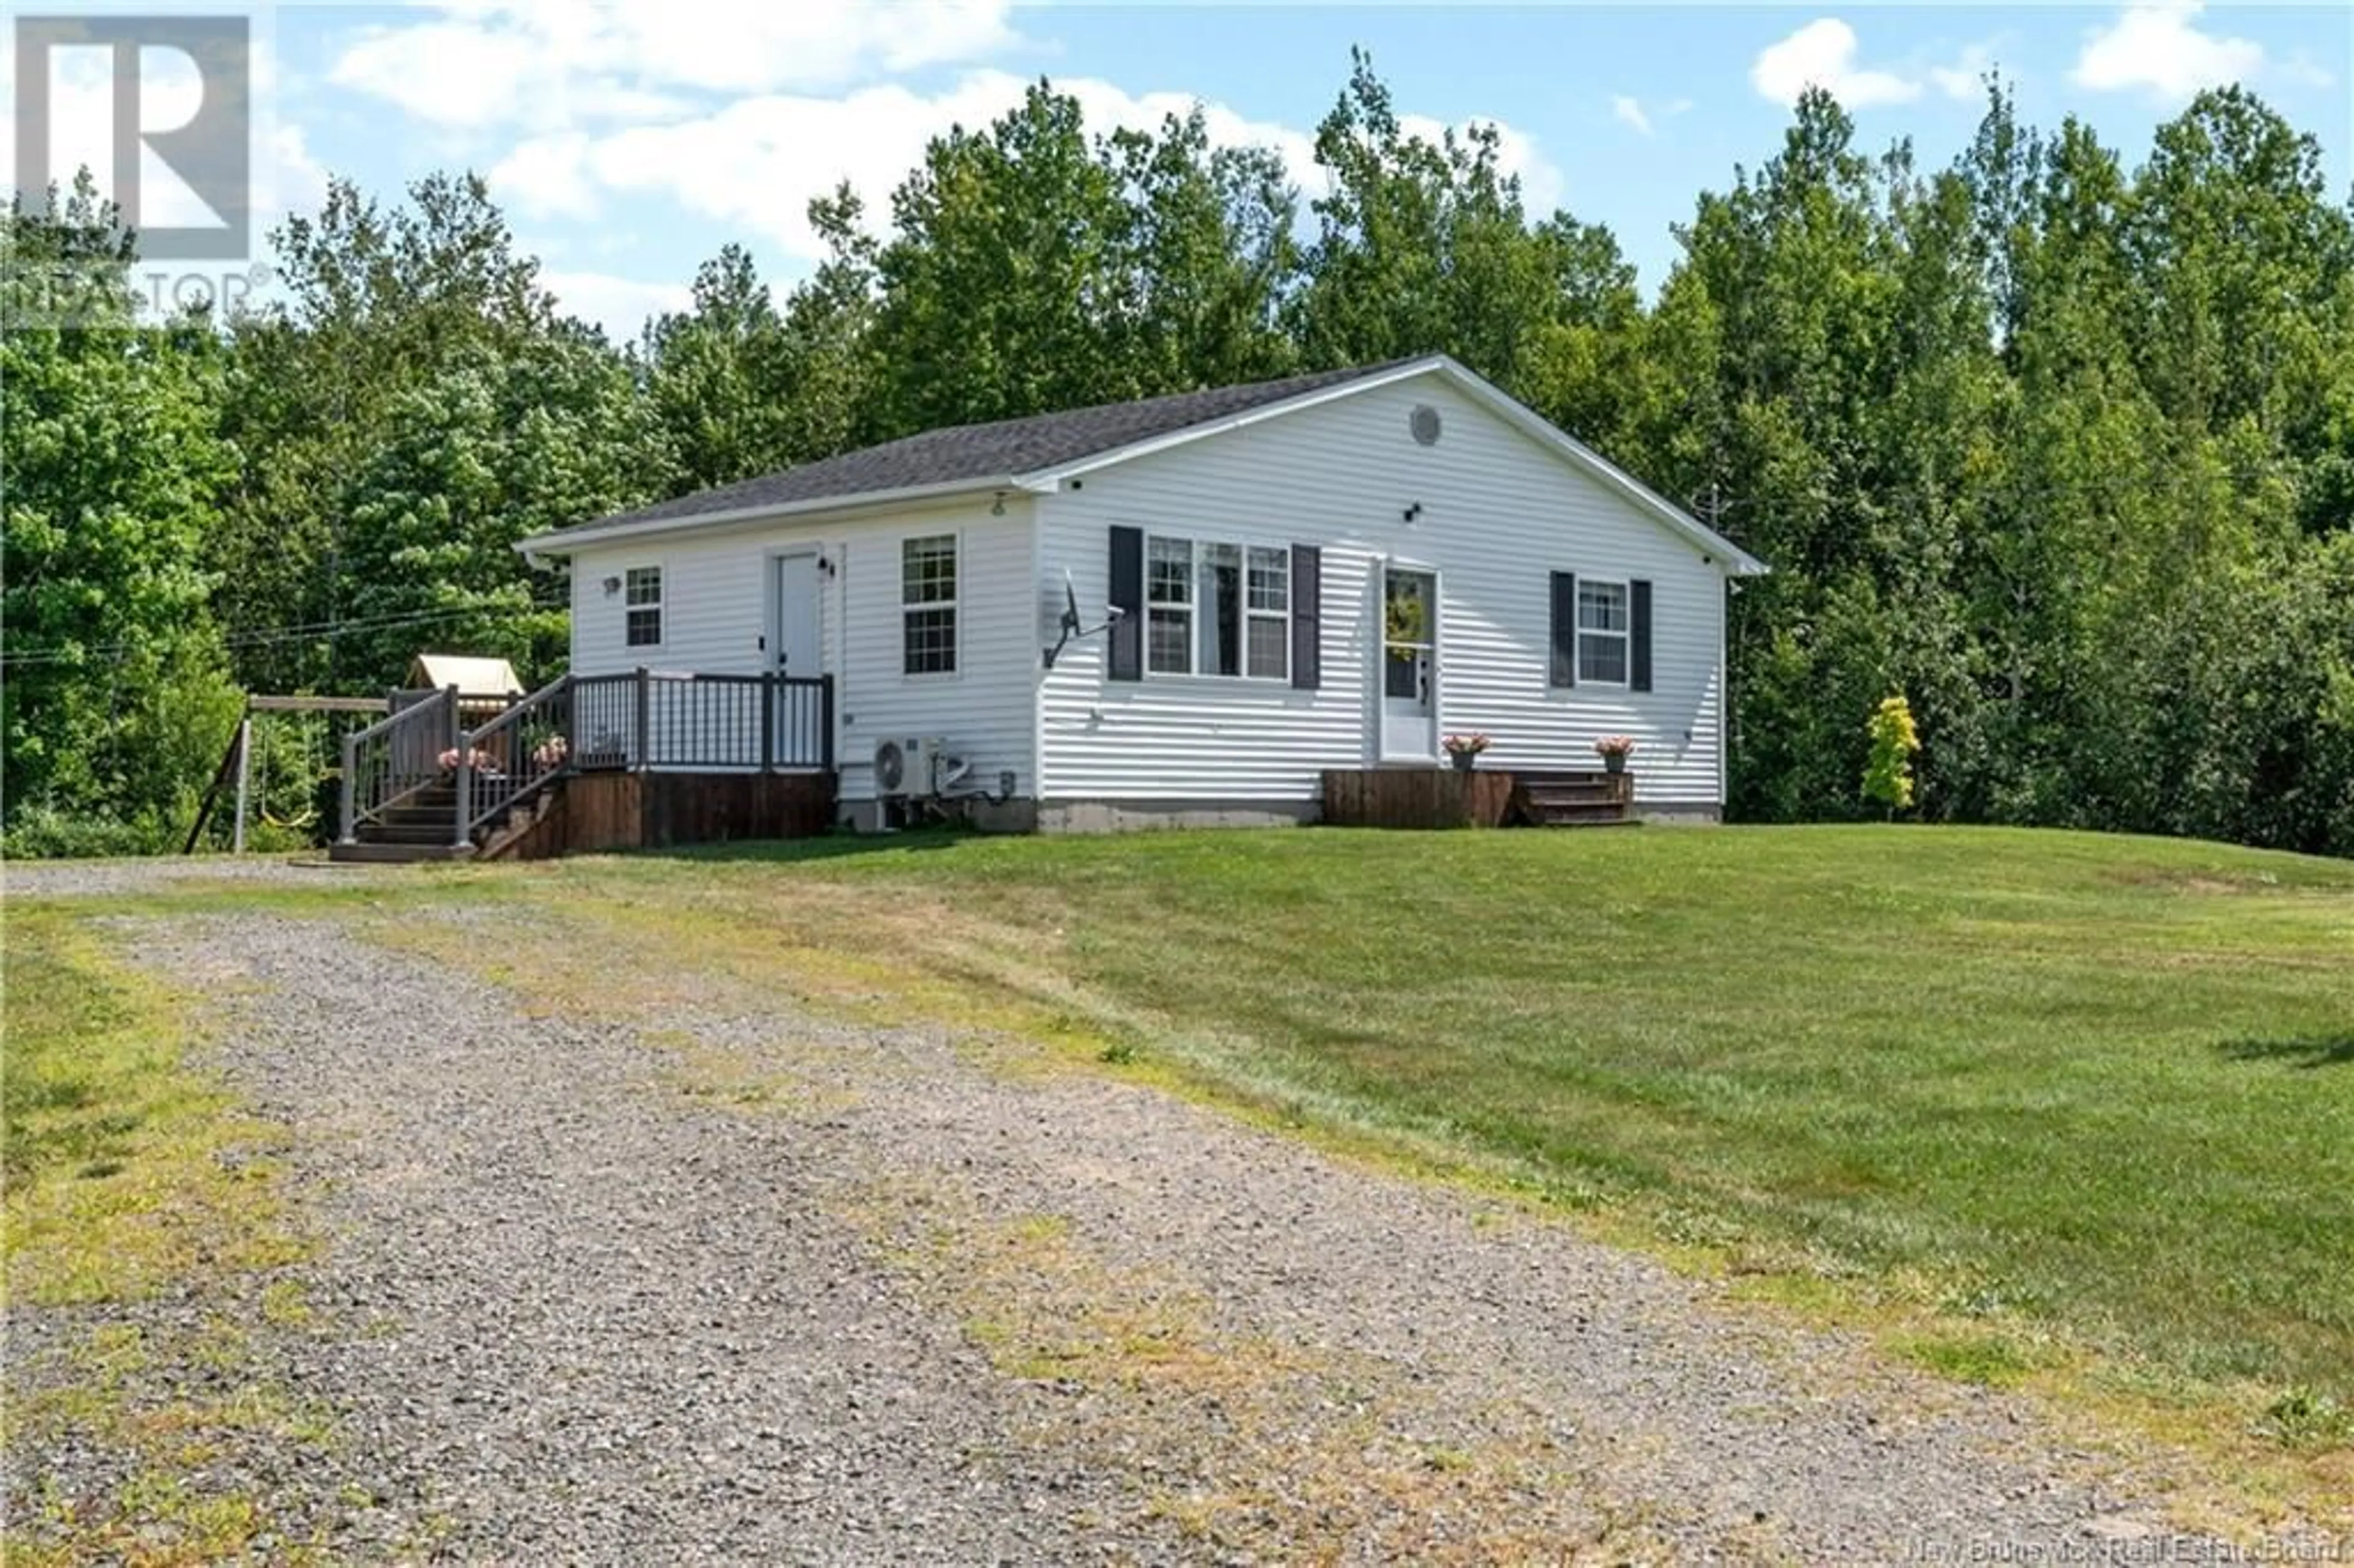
[514,355,1767,834]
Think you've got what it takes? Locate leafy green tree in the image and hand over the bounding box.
[215,173,571,694]
[865,82,1135,434]
[332,329,659,685]
[642,244,798,490]
[1,179,241,845]
[1103,108,1298,392]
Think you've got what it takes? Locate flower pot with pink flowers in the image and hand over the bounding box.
[1594,735,1636,776]
[1442,733,1490,772]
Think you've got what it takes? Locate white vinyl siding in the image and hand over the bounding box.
[564,497,1037,801]
[1037,373,1727,807]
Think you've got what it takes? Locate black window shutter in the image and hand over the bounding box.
[1290,544,1321,690]
[1549,572,1577,688]
[1630,579,1653,693]
[1107,526,1143,681]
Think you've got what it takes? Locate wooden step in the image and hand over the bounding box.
[356,824,470,847]
[1523,783,1621,807]
[1524,802,1633,825]
[328,840,476,863]
[1512,770,1623,787]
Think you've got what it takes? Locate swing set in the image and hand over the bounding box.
[184,695,390,853]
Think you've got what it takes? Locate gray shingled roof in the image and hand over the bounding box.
[546,360,1415,539]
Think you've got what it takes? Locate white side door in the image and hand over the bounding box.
[769,552,825,766]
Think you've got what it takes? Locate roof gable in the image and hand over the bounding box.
[519,356,1765,577]
[530,361,1413,544]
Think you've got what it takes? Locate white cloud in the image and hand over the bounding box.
[1750,17,1923,108]
[259,121,332,226]
[1929,44,2003,103]
[487,69,1564,265]
[489,132,600,221]
[538,268,691,341]
[1608,94,1694,139]
[2071,1,2265,104]
[330,0,1019,133]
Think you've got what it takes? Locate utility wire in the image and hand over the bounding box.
[0,597,568,669]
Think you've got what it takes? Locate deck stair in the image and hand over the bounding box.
[331,677,568,865]
[329,668,839,862]
[1509,770,1636,828]
[335,781,478,861]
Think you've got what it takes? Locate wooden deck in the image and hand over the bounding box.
[490,771,834,860]
[1320,767,1634,829]
[1321,767,1515,829]
[332,670,839,862]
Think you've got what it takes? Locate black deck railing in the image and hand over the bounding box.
[568,670,834,773]
[340,670,834,851]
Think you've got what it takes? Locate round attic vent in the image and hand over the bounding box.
[1409,404,1442,446]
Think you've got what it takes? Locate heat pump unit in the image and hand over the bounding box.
[872,737,946,798]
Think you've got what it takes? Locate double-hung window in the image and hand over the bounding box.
[624,566,663,647]
[1243,546,1289,679]
[1146,535,1289,679]
[1577,579,1629,684]
[1147,536,1193,674]
[902,534,958,675]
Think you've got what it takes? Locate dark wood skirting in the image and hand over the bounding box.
[495,771,836,859]
[1321,767,1515,829]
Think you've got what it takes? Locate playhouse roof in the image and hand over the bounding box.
[408,653,524,697]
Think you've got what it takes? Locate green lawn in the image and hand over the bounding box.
[593,824,2354,1416]
[11,823,2350,1449]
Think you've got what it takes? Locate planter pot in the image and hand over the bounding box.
[1449,752,1478,772]
[1603,755,1627,776]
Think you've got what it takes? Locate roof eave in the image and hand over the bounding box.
[514,474,1049,557]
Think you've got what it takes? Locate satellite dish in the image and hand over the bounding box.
[1040,570,1124,669]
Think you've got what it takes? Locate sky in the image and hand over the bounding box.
[13,2,2353,340]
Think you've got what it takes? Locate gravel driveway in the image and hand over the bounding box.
[7,903,2298,1564]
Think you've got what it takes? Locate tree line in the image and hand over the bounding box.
[5,55,2350,854]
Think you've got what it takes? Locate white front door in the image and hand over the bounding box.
[1380,566,1438,761]
[770,552,825,764]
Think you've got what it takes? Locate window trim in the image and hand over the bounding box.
[899,531,961,680]
[622,563,665,651]
[1142,531,1291,683]
[1576,576,1631,687]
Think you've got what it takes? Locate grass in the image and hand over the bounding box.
[9,823,2350,1526]
[2,904,330,1564]
[531,824,2354,1426]
[3,906,306,1304]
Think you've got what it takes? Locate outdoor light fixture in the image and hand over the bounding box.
[991,492,1007,517]
[601,574,623,596]
[818,555,836,577]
